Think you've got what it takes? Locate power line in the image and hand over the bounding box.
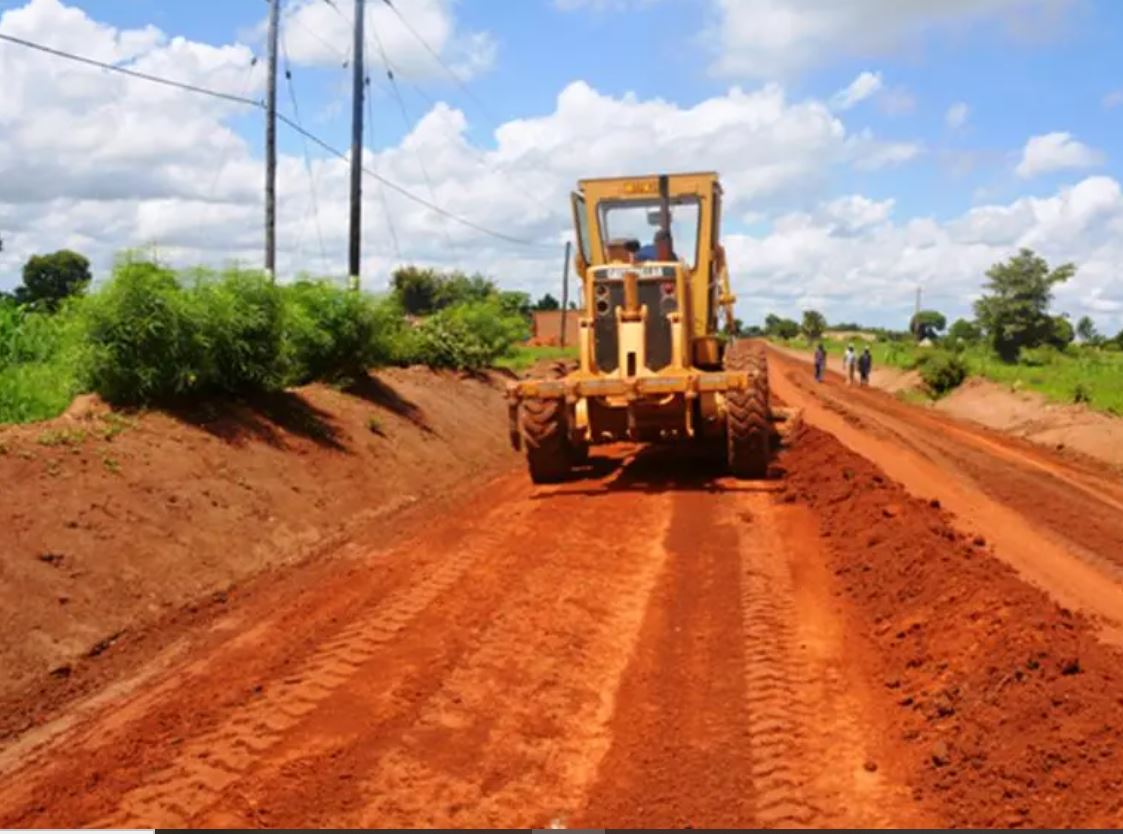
[367,21,452,249]
[0,30,550,250]
[0,32,262,108]
[365,74,402,258]
[281,28,329,271]
[379,0,500,125]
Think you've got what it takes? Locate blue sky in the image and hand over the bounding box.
[1,0,1121,329]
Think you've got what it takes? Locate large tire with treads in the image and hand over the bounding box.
[521,397,571,483]
[724,340,772,479]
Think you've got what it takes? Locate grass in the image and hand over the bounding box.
[37,427,87,447]
[494,344,578,372]
[775,336,1123,415]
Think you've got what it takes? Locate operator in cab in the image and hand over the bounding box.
[636,228,677,263]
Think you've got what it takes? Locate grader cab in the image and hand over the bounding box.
[507,172,776,483]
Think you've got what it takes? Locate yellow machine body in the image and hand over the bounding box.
[507,172,772,481]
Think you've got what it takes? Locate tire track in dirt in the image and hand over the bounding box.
[577,486,756,827]
[577,474,919,828]
[734,493,915,828]
[89,510,529,828]
[37,453,680,830]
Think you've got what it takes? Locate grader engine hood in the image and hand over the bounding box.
[590,264,679,374]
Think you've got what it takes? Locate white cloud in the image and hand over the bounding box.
[1015,131,1105,178]
[1103,89,1123,110]
[946,101,970,129]
[725,175,1123,331]
[704,0,1076,79]
[280,0,495,81]
[845,130,923,170]
[830,71,882,111]
[878,86,917,116]
[2,0,1116,334]
[2,0,918,300]
[819,195,895,232]
[554,0,663,10]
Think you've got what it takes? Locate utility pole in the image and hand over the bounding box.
[348,0,366,290]
[264,0,279,281]
[915,286,921,317]
[559,240,572,348]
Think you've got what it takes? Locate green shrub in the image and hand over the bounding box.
[281,280,401,383]
[186,269,287,394]
[0,299,86,422]
[402,299,529,370]
[918,352,968,396]
[81,258,199,403]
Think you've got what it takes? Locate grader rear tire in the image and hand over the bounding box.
[522,398,571,484]
[724,341,771,479]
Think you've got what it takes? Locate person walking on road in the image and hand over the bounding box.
[843,344,857,386]
[814,343,827,382]
[858,346,872,387]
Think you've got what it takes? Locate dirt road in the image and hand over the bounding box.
[2,358,1123,828]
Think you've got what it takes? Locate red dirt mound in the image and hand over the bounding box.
[780,426,1123,828]
[0,368,515,733]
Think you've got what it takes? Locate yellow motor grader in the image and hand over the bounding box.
[507,171,776,483]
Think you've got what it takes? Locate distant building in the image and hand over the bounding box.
[530,309,580,347]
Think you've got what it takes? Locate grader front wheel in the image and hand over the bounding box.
[724,342,772,479]
[521,398,571,484]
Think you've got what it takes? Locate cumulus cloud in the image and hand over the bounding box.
[2,0,1117,334]
[946,102,970,130]
[830,71,883,111]
[280,0,495,81]
[1015,131,1105,178]
[726,175,1123,331]
[704,0,1076,79]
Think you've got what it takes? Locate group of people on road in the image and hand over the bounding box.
[814,342,871,387]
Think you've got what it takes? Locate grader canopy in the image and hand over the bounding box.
[507,172,777,483]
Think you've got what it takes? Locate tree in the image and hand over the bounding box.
[391,266,441,316]
[391,266,496,316]
[909,309,947,342]
[973,248,1075,362]
[947,318,982,344]
[764,313,800,340]
[533,293,560,311]
[1075,315,1100,345]
[801,310,827,340]
[14,250,91,311]
[1047,314,1074,349]
[497,290,531,319]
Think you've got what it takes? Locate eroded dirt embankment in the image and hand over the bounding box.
[0,368,515,734]
[781,427,1123,828]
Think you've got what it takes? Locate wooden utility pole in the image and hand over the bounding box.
[559,241,572,348]
[348,0,366,290]
[264,0,279,280]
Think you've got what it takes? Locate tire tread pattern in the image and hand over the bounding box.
[725,340,771,478]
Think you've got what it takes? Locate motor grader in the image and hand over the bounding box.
[507,171,775,483]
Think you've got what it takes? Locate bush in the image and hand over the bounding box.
[186,268,288,394]
[81,259,200,403]
[402,299,530,370]
[281,280,401,384]
[918,352,968,396]
[83,261,289,403]
[0,299,86,422]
